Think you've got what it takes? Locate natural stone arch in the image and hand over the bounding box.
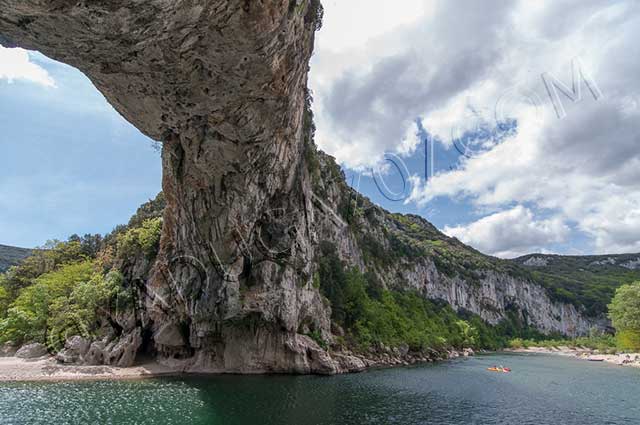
[1,1,598,376]
[0,1,335,373]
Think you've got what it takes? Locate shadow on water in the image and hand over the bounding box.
[179,363,464,425]
[1,354,639,425]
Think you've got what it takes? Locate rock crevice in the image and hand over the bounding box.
[1,1,596,374]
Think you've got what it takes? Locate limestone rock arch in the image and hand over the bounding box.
[0,1,337,373]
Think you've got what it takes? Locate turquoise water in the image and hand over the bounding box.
[1,354,639,424]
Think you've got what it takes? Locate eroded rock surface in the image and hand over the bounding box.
[1,0,331,372]
[55,336,91,364]
[15,343,48,359]
[1,1,598,373]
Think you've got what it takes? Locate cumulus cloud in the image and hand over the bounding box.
[444,206,570,258]
[312,0,640,255]
[311,0,511,168]
[0,45,56,87]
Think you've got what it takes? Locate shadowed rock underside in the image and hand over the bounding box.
[0,0,599,374]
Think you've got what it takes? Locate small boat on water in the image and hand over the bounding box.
[587,358,605,362]
[487,366,511,373]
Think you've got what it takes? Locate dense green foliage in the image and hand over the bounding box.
[317,242,527,353]
[0,197,164,350]
[116,218,163,259]
[0,261,122,350]
[517,255,640,316]
[614,331,640,352]
[608,282,640,350]
[0,240,89,301]
[608,281,640,331]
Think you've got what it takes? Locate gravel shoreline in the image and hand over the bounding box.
[3,347,637,382]
[508,346,640,368]
[0,357,179,382]
[0,348,473,382]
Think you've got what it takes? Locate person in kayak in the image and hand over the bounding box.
[487,365,511,372]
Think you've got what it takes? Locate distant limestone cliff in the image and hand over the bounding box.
[513,253,640,317]
[0,1,628,374]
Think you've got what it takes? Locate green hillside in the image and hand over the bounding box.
[0,244,32,273]
[513,254,640,316]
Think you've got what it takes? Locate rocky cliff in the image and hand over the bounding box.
[1,1,598,374]
[513,253,640,317]
[308,147,600,338]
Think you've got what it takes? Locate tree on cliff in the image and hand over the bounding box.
[608,281,640,351]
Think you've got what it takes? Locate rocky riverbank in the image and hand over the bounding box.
[508,346,640,368]
[0,340,475,382]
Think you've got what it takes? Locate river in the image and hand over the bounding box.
[1,353,638,424]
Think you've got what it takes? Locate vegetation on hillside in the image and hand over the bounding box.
[336,180,639,318]
[0,244,33,273]
[0,260,123,350]
[0,195,164,351]
[507,281,640,352]
[2,185,637,359]
[305,88,607,323]
[514,254,640,316]
[316,241,543,353]
[116,217,162,259]
[335,183,529,288]
[387,213,532,284]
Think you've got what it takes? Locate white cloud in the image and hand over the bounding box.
[310,0,513,168]
[311,0,640,254]
[0,45,56,87]
[314,0,430,54]
[444,206,570,258]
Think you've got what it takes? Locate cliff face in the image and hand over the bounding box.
[1,1,597,374]
[513,253,640,317]
[1,0,337,374]
[309,150,600,339]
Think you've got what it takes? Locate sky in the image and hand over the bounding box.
[1,1,639,259]
[0,47,162,248]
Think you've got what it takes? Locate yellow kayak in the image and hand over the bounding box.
[487,367,511,373]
